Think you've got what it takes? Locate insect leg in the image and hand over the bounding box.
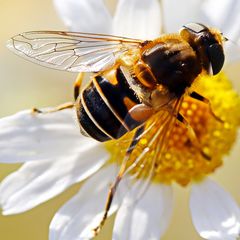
[74,73,84,100]
[32,102,74,114]
[189,91,223,123]
[176,112,211,160]
[32,73,84,114]
[92,126,145,236]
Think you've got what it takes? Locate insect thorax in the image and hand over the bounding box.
[140,36,202,97]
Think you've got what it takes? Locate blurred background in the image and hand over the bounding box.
[0,0,240,240]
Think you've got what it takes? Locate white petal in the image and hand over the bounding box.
[162,0,202,33]
[113,0,162,39]
[190,178,240,240]
[53,0,112,33]
[200,0,240,63]
[113,181,173,240]
[49,164,122,240]
[201,0,240,41]
[0,109,93,163]
[0,143,108,214]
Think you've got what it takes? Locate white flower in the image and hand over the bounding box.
[1,0,240,240]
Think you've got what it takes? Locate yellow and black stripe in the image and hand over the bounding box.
[76,67,141,142]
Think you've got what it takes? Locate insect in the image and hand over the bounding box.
[7,22,226,234]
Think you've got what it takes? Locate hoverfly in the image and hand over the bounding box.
[7,22,226,234]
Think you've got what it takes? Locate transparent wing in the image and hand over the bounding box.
[116,97,183,202]
[7,31,144,72]
[92,98,182,233]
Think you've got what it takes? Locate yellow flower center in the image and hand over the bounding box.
[106,73,240,186]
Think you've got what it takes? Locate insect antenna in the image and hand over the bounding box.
[224,36,240,62]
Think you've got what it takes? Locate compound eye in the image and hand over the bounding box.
[183,23,207,33]
[207,43,225,75]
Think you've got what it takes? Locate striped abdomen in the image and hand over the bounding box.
[76,67,141,142]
